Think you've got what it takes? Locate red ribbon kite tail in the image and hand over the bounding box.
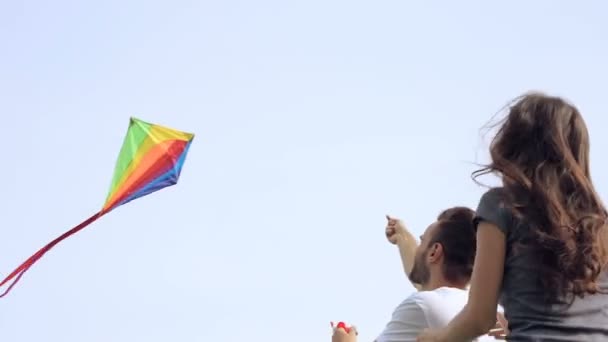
[0,212,103,298]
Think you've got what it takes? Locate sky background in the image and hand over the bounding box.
[2,1,608,341]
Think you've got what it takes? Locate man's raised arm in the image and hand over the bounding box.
[385,215,421,290]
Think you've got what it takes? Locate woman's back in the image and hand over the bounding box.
[477,188,608,341]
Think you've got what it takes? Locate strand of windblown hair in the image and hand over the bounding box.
[0,212,103,298]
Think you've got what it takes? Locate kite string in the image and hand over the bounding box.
[0,211,103,298]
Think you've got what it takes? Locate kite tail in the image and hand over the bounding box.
[0,212,103,298]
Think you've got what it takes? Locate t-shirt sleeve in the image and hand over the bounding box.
[474,188,511,236]
[375,296,428,342]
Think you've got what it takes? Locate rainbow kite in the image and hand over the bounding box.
[0,117,194,298]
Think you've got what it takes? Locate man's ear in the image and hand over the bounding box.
[427,242,444,264]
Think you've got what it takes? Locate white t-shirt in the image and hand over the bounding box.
[375,287,495,342]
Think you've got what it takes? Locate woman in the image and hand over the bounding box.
[418,93,608,341]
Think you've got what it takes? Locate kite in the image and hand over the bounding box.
[0,117,194,298]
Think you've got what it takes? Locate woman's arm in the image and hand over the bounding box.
[437,221,506,341]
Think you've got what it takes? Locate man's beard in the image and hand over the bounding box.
[409,250,430,286]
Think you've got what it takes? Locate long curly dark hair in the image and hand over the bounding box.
[473,92,608,304]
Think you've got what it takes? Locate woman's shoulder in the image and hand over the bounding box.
[479,187,508,208]
[482,186,506,196]
[476,187,514,234]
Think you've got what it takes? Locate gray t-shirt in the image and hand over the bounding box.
[475,188,608,341]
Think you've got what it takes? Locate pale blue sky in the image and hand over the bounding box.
[2,1,608,341]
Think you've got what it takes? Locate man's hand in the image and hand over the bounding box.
[332,325,358,342]
[385,215,410,245]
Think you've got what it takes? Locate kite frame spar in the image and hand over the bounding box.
[0,117,194,298]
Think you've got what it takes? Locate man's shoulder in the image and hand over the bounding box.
[408,288,470,324]
[388,291,443,325]
[391,288,467,321]
[392,292,426,315]
[406,287,468,305]
[376,288,469,342]
[401,291,432,308]
[375,293,430,342]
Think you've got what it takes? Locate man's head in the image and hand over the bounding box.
[409,207,476,289]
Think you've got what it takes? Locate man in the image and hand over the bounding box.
[332,207,505,342]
